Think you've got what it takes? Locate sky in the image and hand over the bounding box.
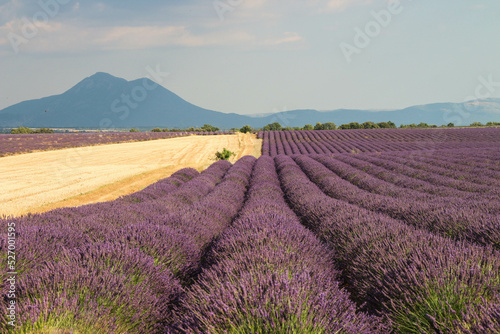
[0,0,499,115]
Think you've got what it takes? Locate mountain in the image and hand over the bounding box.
[1,72,499,129]
[261,100,500,128]
[0,72,249,129]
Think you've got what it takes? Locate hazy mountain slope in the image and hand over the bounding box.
[1,73,499,128]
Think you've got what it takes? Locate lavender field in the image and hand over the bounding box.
[258,127,500,155]
[1,128,500,333]
[0,131,232,157]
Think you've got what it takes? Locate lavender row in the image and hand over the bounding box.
[395,151,500,184]
[170,156,385,333]
[334,153,499,203]
[159,155,256,277]
[275,155,500,333]
[83,158,242,279]
[259,128,500,156]
[0,132,185,156]
[434,148,500,171]
[294,154,500,250]
[320,155,500,207]
[258,127,500,146]
[321,154,500,210]
[354,153,500,197]
[333,154,498,205]
[0,168,197,332]
[378,151,500,189]
[424,150,500,173]
[15,160,229,234]
[0,161,240,332]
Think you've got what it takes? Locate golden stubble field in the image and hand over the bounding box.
[0,133,262,217]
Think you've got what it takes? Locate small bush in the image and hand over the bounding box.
[215,148,235,161]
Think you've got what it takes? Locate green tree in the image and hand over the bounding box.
[201,124,219,132]
[35,128,54,133]
[239,125,253,133]
[447,123,455,128]
[151,128,162,132]
[129,128,140,132]
[339,122,361,130]
[362,121,379,129]
[470,122,483,127]
[377,122,390,128]
[303,124,314,130]
[322,122,337,130]
[262,122,282,131]
[215,148,235,161]
[11,127,34,134]
[313,122,336,130]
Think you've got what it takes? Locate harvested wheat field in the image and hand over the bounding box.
[0,133,261,217]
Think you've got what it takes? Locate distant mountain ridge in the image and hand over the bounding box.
[1,72,499,129]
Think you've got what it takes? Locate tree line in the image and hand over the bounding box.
[6,121,500,134]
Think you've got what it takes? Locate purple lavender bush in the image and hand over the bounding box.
[275,154,500,333]
[170,156,386,333]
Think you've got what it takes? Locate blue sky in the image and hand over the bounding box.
[1,0,499,114]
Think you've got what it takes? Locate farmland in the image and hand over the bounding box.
[1,128,500,333]
[0,133,261,217]
[259,127,500,155]
[0,131,234,157]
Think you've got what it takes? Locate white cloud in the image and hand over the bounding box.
[0,18,64,50]
[0,0,23,24]
[0,21,261,53]
[304,0,376,14]
[0,1,312,54]
[93,25,257,50]
[326,0,353,12]
[265,32,304,46]
[240,0,269,10]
